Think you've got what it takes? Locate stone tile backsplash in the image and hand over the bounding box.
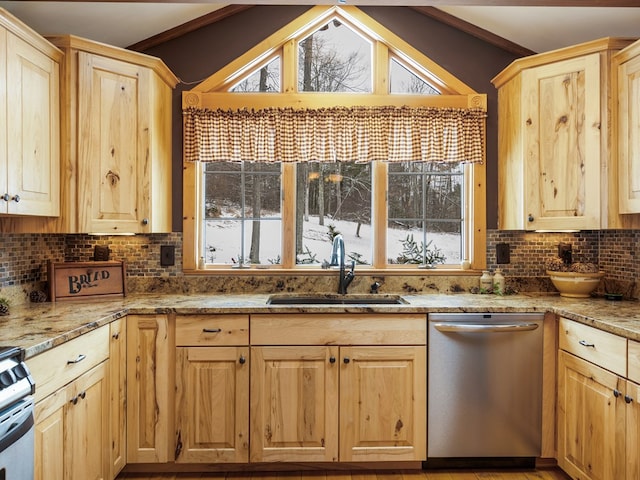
[0,229,637,304]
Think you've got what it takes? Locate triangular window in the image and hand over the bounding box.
[297,18,372,93]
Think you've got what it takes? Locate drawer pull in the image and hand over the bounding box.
[578,340,595,348]
[202,328,222,333]
[67,354,86,365]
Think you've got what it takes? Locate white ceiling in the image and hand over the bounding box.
[0,2,639,54]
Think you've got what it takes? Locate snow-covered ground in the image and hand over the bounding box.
[204,214,462,266]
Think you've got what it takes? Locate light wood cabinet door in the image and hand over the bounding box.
[0,25,59,216]
[175,346,249,463]
[109,318,126,477]
[66,361,110,480]
[557,350,626,480]
[126,314,174,463]
[520,54,602,231]
[339,346,426,462]
[34,390,65,480]
[34,362,109,480]
[616,41,640,214]
[250,346,339,462]
[77,52,152,233]
[626,380,640,480]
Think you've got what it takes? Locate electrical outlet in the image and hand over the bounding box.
[496,242,510,264]
[160,245,175,266]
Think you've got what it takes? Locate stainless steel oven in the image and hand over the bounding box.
[0,347,35,480]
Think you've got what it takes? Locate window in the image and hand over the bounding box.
[183,6,486,272]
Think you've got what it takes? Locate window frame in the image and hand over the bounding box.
[182,5,486,273]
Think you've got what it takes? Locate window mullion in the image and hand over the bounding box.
[372,161,387,268]
[281,163,297,268]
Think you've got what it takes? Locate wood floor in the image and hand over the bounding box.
[117,469,571,480]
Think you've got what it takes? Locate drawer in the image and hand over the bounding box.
[251,314,427,345]
[28,325,110,402]
[629,340,640,384]
[176,314,249,346]
[558,317,626,377]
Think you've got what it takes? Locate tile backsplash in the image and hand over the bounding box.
[0,229,637,304]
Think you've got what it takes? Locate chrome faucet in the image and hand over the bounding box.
[329,234,355,294]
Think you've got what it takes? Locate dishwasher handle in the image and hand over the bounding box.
[433,322,539,333]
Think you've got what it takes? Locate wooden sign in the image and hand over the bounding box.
[48,261,126,302]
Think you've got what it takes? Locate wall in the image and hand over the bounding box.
[1,230,637,305]
[0,7,637,305]
[142,5,519,231]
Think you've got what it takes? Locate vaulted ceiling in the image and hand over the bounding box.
[0,1,639,56]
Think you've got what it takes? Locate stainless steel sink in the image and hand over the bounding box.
[266,294,407,305]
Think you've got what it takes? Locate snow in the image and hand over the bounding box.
[204,214,462,266]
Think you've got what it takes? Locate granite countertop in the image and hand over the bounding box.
[1,293,638,359]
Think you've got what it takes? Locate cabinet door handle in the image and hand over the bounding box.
[70,395,79,405]
[614,389,621,398]
[1,193,9,202]
[625,395,634,404]
[329,356,336,364]
[202,328,222,333]
[141,218,149,226]
[343,357,350,364]
[239,355,246,365]
[578,340,595,348]
[112,332,120,340]
[67,354,86,365]
[12,195,20,203]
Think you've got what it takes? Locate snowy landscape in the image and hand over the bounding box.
[204,214,462,266]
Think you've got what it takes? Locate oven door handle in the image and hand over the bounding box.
[433,322,539,333]
[0,403,33,455]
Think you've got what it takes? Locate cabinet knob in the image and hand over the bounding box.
[614,389,621,398]
[112,332,120,340]
[343,357,350,364]
[141,218,149,226]
[329,356,336,364]
[239,355,246,365]
[1,194,9,202]
[527,214,534,222]
[625,394,634,404]
[12,195,19,203]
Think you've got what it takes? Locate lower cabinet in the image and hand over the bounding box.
[109,318,127,478]
[126,314,174,464]
[557,350,625,480]
[174,314,250,463]
[556,318,640,480]
[34,361,110,480]
[250,314,427,463]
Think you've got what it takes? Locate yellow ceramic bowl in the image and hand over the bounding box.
[546,270,605,298]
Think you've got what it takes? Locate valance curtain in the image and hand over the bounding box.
[183,105,486,164]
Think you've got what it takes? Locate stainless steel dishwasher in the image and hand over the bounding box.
[427,313,543,461]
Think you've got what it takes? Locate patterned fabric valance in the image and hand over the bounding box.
[183,105,486,164]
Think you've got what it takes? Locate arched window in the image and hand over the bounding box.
[182,6,486,272]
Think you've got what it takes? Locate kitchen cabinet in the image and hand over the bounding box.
[556,318,628,480]
[0,8,61,217]
[492,38,635,231]
[250,314,427,463]
[109,318,126,478]
[614,39,640,217]
[175,314,249,463]
[31,326,110,480]
[126,314,174,464]
[44,35,178,234]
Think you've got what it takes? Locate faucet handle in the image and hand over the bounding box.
[370,282,381,294]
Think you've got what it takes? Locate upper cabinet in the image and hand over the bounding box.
[47,35,178,234]
[614,39,640,215]
[0,9,61,217]
[492,38,636,231]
